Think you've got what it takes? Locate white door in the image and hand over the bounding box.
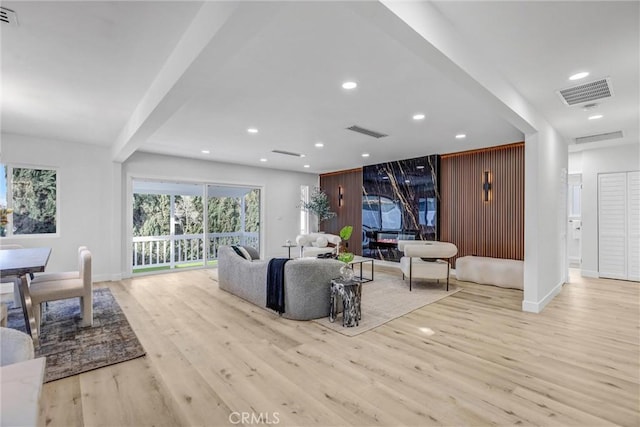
[627,171,640,281]
[598,171,640,281]
[598,173,627,279]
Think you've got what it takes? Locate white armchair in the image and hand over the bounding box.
[398,240,458,291]
[22,248,93,335]
[296,233,341,258]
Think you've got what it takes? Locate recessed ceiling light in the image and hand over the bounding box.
[201,150,210,154]
[303,164,310,168]
[569,72,589,81]
[300,154,306,158]
[247,128,258,134]
[259,158,267,162]
[361,153,370,158]
[455,134,466,139]
[382,177,389,180]
[404,180,410,184]
[315,143,324,148]
[412,113,425,120]
[588,114,603,120]
[416,165,425,169]
[342,81,357,90]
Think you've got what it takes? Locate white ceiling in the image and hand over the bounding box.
[1,1,638,173]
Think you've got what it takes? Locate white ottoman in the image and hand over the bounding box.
[455,256,524,290]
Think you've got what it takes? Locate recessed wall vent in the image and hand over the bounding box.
[575,130,623,144]
[272,149,304,157]
[557,78,613,106]
[0,7,18,26]
[346,125,388,139]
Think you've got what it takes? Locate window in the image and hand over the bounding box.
[300,185,310,235]
[1,164,58,237]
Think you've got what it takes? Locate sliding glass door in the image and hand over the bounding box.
[132,180,260,274]
[206,186,260,262]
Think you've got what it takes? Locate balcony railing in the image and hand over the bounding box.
[132,232,259,271]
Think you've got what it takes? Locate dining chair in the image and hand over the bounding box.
[27,248,93,333]
[31,245,89,284]
[0,244,24,308]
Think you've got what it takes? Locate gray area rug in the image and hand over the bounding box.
[7,288,146,382]
[314,270,462,336]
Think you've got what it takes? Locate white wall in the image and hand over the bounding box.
[523,125,568,313]
[121,152,318,276]
[1,133,116,280]
[569,143,640,277]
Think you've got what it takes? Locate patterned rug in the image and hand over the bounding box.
[6,288,145,382]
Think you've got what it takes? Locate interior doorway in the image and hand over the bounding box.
[567,174,582,268]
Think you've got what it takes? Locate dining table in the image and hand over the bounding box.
[0,247,52,342]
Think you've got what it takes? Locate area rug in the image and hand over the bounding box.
[313,271,461,336]
[6,288,146,382]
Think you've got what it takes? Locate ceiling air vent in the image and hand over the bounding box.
[0,7,18,26]
[272,149,305,157]
[346,125,388,139]
[575,130,623,144]
[557,78,613,106]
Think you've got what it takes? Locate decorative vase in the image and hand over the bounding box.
[340,265,354,281]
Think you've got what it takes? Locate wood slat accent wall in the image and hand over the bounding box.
[441,142,524,267]
[319,168,363,255]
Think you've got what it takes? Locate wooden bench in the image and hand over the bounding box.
[455,256,524,290]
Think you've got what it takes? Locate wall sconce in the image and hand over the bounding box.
[483,171,492,202]
[338,186,344,207]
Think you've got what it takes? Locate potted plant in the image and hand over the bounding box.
[337,225,354,263]
[299,187,335,230]
[0,208,13,237]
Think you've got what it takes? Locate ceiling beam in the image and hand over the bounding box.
[111,2,285,163]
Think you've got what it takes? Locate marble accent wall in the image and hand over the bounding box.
[362,155,440,261]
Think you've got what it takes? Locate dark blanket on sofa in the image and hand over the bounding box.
[267,258,289,314]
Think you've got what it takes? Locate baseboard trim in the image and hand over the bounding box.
[94,274,120,283]
[522,279,564,313]
[580,269,598,278]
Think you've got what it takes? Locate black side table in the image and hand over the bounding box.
[282,244,297,259]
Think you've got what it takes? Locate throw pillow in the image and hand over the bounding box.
[315,236,328,248]
[231,245,252,261]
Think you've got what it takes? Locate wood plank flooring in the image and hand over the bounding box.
[38,269,639,426]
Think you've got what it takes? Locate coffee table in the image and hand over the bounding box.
[347,256,374,283]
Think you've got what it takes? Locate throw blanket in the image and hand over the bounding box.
[267,258,290,314]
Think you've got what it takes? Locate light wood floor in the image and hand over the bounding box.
[39,268,639,427]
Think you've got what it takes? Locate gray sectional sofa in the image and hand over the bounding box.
[217,245,344,320]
